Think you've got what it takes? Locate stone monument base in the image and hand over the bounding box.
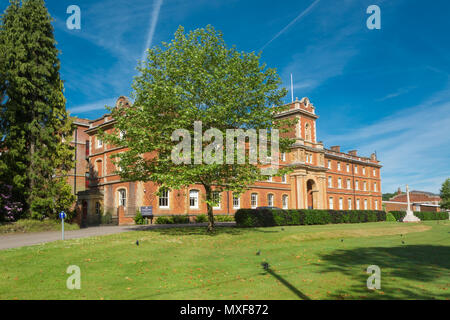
[402,210,421,222]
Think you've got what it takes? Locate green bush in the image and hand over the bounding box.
[386,212,397,222]
[235,209,387,228]
[134,210,145,225]
[214,215,234,222]
[101,211,113,225]
[155,216,172,224]
[155,215,190,224]
[195,214,208,223]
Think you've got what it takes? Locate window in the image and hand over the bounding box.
[347,179,351,189]
[328,176,332,188]
[338,178,342,189]
[282,195,288,209]
[189,190,199,209]
[346,164,350,172]
[251,193,258,209]
[159,188,169,208]
[328,160,331,169]
[356,199,360,210]
[337,162,341,171]
[355,165,358,174]
[373,169,376,177]
[95,202,101,215]
[97,138,103,148]
[267,194,274,207]
[118,189,126,207]
[364,199,368,210]
[267,176,272,182]
[329,197,334,209]
[119,130,125,139]
[233,194,240,209]
[213,191,221,209]
[374,182,377,192]
[363,181,367,191]
[375,200,378,210]
[363,167,366,175]
[339,198,343,210]
[305,123,311,141]
[348,198,352,210]
[355,180,359,190]
[282,174,287,183]
[281,153,286,161]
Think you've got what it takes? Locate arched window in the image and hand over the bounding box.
[267,194,274,207]
[118,189,126,207]
[282,195,288,209]
[251,193,258,209]
[305,123,311,141]
[189,190,199,209]
[159,188,170,208]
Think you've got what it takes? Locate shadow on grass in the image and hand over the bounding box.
[315,245,450,299]
[266,268,310,300]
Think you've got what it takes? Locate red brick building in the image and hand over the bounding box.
[383,188,442,212]
[75,96,382,225]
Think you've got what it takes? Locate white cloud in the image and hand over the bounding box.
[141,0,164,62]
[68,98,117,114]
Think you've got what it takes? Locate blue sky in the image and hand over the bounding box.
[1,0,449,194]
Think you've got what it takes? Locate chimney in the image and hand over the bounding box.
[397,187,402,195]
[371,152,377,160]
[348,150,357,156]
[330,146,340,152]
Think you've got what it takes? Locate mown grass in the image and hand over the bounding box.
[0,219,79,234]
[0,220,448,300]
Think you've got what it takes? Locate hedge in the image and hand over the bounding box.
[155,215,190,224]
[389,211,449,221]
[235,208,387,227]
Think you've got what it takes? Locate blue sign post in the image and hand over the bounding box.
[59,211,66,240]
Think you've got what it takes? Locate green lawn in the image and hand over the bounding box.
[0,221,449,300]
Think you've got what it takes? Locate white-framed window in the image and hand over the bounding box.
[374,182,377,192]
[281,153,286,161]
[328,160,331,169]
[95,202,101,215]
[364,199,368,210]
[267,176,272,182]
[355,180,359,190]
[119,130,126,139]
[348,198,352,210]
[212,191,221,209]
[232,194,240,209]
[251,193,258,209]
[267,194,274,207]
[282,174,287,183]
[118,189,126,207]
[97,138,103,148]
[189,190,199,209]
[329,197,334,209]
[159,188,170,208]
[339,198,343,210]
[337,162,341,171]
[363,167,366,175]
[347,179,351,190]
[328,176,332,188]
[373,169,376,177]
[282,195,288,209]
[338,178,342,189]
[363,181,367,191]
[375,200,378,210]
[346,164,350,172]
[355,165,358,174]
[356,199,360,210]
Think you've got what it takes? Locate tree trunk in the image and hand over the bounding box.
[204,184,215,232]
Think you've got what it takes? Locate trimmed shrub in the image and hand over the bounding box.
[134,210,145,225]
[235,209,387,228]
[214,215,234,222]
[172,215,190,224]
[155,216,172,224]
[386,212,397,222]
[389,211,448,221]
[195,214,208,223]
[155,215,190,224]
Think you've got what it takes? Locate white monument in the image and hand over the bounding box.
[402,185,421,222]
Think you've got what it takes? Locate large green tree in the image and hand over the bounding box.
[440,178,450,210]
[103,25,294,231]
[0,0,75,220]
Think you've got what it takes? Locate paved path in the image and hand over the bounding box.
[0,222,235,250]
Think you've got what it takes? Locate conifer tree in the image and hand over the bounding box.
[0,0,75,219]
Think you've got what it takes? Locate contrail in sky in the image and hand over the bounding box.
[259,0,320,52]
[141,0,163,62]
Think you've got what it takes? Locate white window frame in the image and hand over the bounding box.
[356,199,360,210]
[267,194,274,207]
[118,189,126,207]
[355,165,358,174]
[346,164,350,172]
[364,199,368,210]
[338,178,342,189]
[347,179,351,190]
[348,198,352,210]
[374,182,377,192]
[363,181,367,191]
[159,188,170,209]
[232,194,240,209]
[328,160,331,169]
[339,198,343,210]
[251,193,258,209]
[328,176,332,188]
[189,190,199,209]
[337,162,341,171]
[355,180,359,190]
[281,153,286,161]
[329,197,334,209]
[97,138,103,148]
[282,195,288,209]
[282,174,287,183]
[375,200,378,210]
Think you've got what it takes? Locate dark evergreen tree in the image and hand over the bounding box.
[0,0,75,220]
